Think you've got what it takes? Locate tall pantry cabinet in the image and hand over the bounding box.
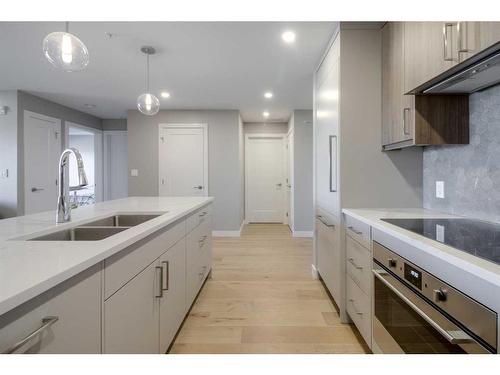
[313,24,423,331]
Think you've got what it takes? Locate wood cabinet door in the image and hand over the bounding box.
[159,239,186,353]
[404,22,455,92]
[479,22,500,51]
[104,261,160,353]
[382,22,408,145]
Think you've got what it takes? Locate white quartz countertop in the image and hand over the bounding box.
[342,208,500,294]
[0,196,214,316]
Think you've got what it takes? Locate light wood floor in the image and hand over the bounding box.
[170,224,370,354]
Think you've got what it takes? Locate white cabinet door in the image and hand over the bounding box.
[0,264,101,354]
[104,260,161,354]
[315,218,340,305]
[23,111,61,214]
[314,37,340,215]
[159,239,186,353]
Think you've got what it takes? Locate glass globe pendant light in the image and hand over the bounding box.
[137,46,160,116]
[43,22,89,72]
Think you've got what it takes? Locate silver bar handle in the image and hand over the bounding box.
[348,257,363,270]
[316,215,335,228]
[199,211,207,218]
[161,261,169,291]
[155,266,163,298]
[403,108,410,136]
[347,226,362,235]
[443,23,457,62]
[372,269,474,344]
[2,316,59,354]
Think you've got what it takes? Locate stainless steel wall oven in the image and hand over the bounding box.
[372,241,497,354]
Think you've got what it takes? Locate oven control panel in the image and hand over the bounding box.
[404,263,422,290]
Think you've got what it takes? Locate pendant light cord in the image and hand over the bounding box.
[146,53,150,92]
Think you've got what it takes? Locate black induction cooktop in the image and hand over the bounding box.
[381,218,500,266]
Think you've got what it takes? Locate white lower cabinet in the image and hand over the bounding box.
[159,239,186,353]
[104,260,161,354]
[316,216,341,305]
[0,264,102,354]
[104,204,212,354]
[346,275,371,347]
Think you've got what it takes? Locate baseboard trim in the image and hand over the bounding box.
[311,264,319,279]
[293,230,313,238]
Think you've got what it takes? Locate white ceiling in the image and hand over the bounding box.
[0,22,337,122]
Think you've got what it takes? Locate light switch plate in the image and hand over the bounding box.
[0,169,8,178]
[130,169,139,177]
[436,181,445,199]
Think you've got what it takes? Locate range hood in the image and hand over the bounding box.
[409,41,500,94]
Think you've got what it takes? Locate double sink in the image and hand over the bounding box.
[27,214,163,241]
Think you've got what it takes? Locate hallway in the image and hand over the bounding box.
[170,224,369,354]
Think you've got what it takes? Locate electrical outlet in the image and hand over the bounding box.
[130,169,139,177]
[0,169,8,178]
[436,181,445,199]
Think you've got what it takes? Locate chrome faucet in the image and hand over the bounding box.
[56,148,88,223]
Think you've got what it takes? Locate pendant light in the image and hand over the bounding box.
[137,46,160,116]
[43,22,89,72]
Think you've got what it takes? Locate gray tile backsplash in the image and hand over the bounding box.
[423,84,500,223]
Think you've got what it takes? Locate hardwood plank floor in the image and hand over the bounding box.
[170,224,370,354]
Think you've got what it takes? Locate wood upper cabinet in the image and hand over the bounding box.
[455,22,500,62]
[382,22,413,147]
[382,22,469,150]
[404,22,456,92]
[478,22,500,50]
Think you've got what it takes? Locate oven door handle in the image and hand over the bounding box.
[372,269,474,344]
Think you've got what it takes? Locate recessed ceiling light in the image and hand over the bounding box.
[264,92,273,99]
[282,31,296,44]
[263,111,270,118]
[160,91,170,99]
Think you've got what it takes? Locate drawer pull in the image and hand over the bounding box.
[198,235,208,243]
[348,299,363,316]
[347,226,362,235]
[316,215,335,228]
[155,266,163,298]
[161,261,169,291]
[348,257,363,270]
[2,316,59,354]
[199,212,208,218]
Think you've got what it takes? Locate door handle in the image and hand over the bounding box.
[155,266,163,298]
[31,187,45,192]
[193,185,203,190]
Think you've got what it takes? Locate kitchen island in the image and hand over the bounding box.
[0,196,214,353]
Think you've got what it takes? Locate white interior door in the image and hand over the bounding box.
[159,124,208,197]
[24,111,61,215]
[245,135,285,223]
[104,131,128,201]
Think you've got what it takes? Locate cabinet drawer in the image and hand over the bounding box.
[104,219,186,299]
[0,264,102,354]
[346,275,372,348]
[186,204,212,233]
[346,235,372,295]
[344,214,371,248]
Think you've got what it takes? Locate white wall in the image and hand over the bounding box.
[0,91,18,219]
[127,109,243,232]
[292,110,314,232]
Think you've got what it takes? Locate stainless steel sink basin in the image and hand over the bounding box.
[28,227,129,241]
[80,214,163,227]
